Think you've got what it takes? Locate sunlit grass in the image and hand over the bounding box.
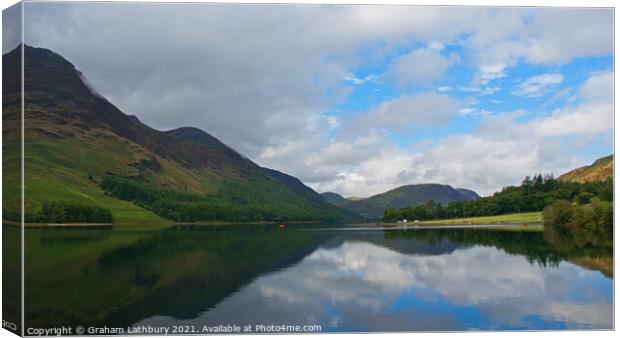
[394,211,543,226]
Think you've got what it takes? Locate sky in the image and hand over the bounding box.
[12,2,614,197]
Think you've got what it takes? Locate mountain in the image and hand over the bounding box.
[456,188,479,200]
[558,155,614,183]
[322,184,479,219]
[320,192,348,206]
[3,45,353,223]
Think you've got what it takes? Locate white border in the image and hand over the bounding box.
[0,1,617,338]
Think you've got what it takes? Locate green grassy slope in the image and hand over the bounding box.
[558,155,613,183]
[23,131,167,223]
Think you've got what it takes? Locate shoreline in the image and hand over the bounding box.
[5,217,542,230]
[5,219,326,229]
[380,220,539,227]
[331,223,543,231]
[24,222,114,228]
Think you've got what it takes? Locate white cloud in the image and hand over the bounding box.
[416,72,612,194]
[311,135,383,167]
[459,63,507,96]
[389,134,535,196]
[532,102,612,137]
[462,8,611,98]
[459,108,475,115]
[458,85,500,96]
[526,71,612,137]
[512,73,564,97]
[579,71,613,102]
[313,146,418,197]
[343,73,378,85]
[464,8,612,67]
[427,41,444,51]
[321,114,341,129]
[477,63,508,85]
[458,107,492,117]
[387,48,451,86]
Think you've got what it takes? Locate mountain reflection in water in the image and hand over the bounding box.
[21,224,612,332]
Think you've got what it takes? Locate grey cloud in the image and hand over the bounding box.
[24,3,350,158]
[579,71,613,102]
[525,8,614,64]
[2,3,22,53]
[387,47,451,86]
[464,8,613,67]
[348,92,460,134]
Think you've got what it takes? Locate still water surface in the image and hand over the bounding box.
[18,224,612,332]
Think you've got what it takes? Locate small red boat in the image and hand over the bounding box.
[279,224,286,229]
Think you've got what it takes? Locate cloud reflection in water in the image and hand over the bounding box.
[136,241,612,331]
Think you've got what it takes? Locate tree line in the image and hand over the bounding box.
[100,175,345,222]
[25,201,113,223]
[383,174,613,222]
[543,199,612,251]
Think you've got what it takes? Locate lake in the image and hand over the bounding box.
[14,223,613,332]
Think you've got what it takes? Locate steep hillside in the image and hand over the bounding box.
[322,184,479,219]
[456,188,479,200]
[558,155,613,183]
[320,192,348,206]
[4,44,352,223]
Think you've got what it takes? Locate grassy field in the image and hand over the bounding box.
[398,211,543,226]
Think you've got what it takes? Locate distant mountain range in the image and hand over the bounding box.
[321,184,480,219]
[3,45,353,223]
[558,155,613,183]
